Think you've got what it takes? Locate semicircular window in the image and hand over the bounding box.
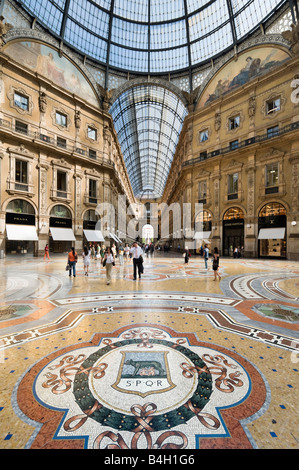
[110,84,188,199]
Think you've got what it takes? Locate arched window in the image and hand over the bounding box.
[259,202,286,217]
[223,207,244,220]
[50,205,72,219]
[6,199,35,215]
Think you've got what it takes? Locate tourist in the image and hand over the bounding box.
[68,247,78,277]
[203,244,209,269]
[82,245,91,276]
[212,247,221,281]
[130,242,143,280]
[118,244,124,265]
[103,247,115,285]
[124,243,130,261]
[184,246,190,264]
[44,244,50,261]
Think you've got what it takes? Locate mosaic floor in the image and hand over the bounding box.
[0,252,298,450]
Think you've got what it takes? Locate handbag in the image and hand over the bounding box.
[103,259,106,267]
[65,264,70,271]
[139,255,144,263]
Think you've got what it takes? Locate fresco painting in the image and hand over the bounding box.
[4,41,98,107]
[198,47,290,107]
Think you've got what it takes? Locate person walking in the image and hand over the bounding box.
[212,247,221,281]
[124,243,130,262]
[44,244,50,261]
[68,247,78,277]
[103,247,115,285]
[203,244,209,269]
[130,242,143,280]
[82,245,91,276]
[118,244,124,265]
[184,246,190,264]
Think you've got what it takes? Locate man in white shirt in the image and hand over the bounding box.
[130,242,143,280]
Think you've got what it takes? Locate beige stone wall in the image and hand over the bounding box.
[163,49,299,260]
[0,40,134,255]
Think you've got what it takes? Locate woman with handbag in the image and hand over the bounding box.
[103,247,115,285]
[68,247,78,277]
[212,247,221,281]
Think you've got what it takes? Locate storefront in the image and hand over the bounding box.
[5,199,38,255]
[83,210,105,245]
[49,205,76,253]
[222,207,244,256]
[258,202,286,258]
[194,210,212,253]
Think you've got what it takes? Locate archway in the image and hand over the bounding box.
[258,202,286,258]
[223,207,245,257]
[5,199,37,255]
[49,205,75,253]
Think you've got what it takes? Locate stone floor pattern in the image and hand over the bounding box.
[0,252,298,449]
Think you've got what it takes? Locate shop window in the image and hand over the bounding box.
[266,97,280,115]
[14,92,29,111]
[56,111,67,127]
[15,159,28,191]
[229,115,240,130]
[228,173,238,199]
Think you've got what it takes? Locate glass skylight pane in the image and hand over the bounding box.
[110,44,148,72]
[111,18,148,49]
[64,19,108,61]
[234,0,283,39]
[150,46,189,73]
[20,0,63,35]
[191,23,232,63]
[150,20,187,49]
[69,0,109,38]
[150,0,185,22]
[188,0,229,41]
[114,0,148,22]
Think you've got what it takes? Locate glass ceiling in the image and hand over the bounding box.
[110,85,187,199]
[19,0,286,74]
[18,0,287,200]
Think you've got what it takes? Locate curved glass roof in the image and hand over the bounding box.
[110,85,187,198]
[19,0,286,74]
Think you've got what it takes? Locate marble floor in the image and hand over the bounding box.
[0,251,298,450]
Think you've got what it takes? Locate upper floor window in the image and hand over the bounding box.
[88,126,97,140]
[266,97,280,115]
[199,129,209,143]
[14,92,29,111]
[267,125,279,138]
[56,111,67,127]
[229,115,240,130]
[198,180,207,202]
[266,163,279,187]
[89,179,97,204]
[15,159,28,191]
[228,173,238,199]
[230,139,239,150]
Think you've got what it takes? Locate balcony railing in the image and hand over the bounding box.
[183,121,299,168]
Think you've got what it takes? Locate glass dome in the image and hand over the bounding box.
[19,0,286,74]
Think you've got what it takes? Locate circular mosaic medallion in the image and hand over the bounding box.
[73,337,213,432]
